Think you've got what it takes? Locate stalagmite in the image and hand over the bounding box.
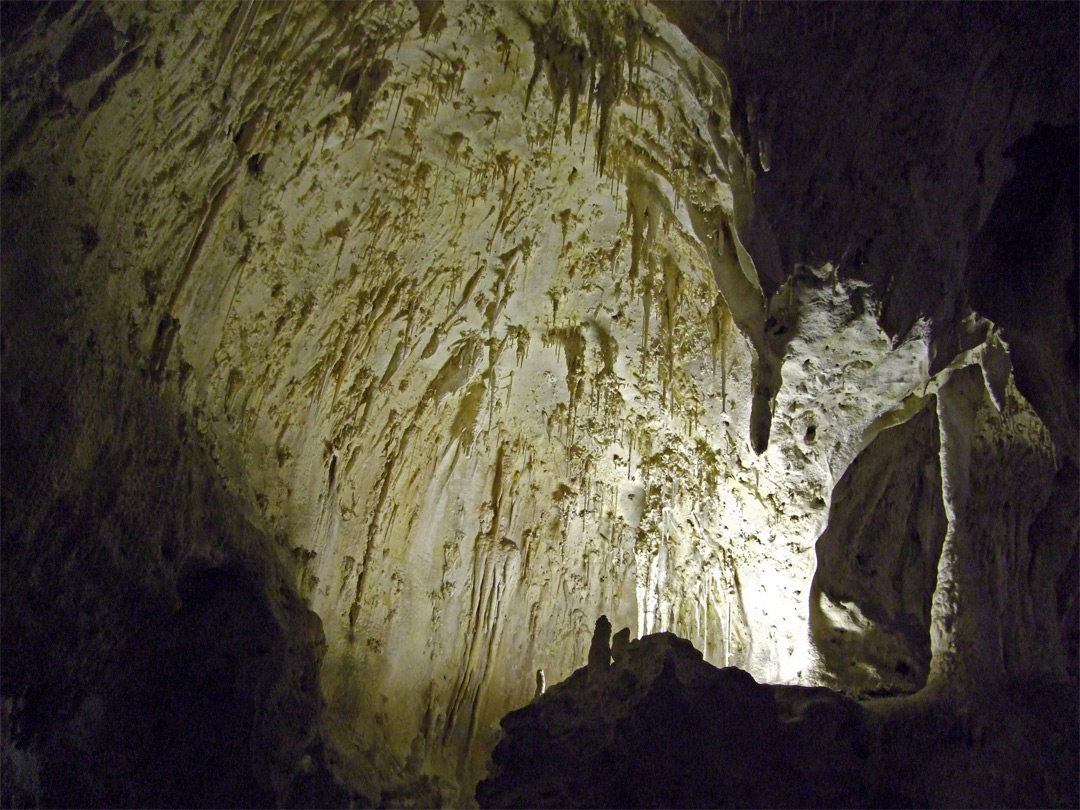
[588,614,613,679]
[612,626,631,662]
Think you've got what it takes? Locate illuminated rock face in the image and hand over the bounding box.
[1,1,1075,805]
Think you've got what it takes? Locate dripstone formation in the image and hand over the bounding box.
[1,1,1075,807]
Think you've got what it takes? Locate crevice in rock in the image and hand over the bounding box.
[964,122,1080,464]
[811,404,946,696]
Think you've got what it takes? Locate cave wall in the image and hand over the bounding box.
[663,0,1079,700]
[0,317,337,805]
[2,1,1076,805]
[661,4,1077,349]
[811,405,946,696]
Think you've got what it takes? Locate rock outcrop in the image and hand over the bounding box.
[477,631,1079,808]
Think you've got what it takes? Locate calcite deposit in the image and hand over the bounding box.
[1,1,1075,806]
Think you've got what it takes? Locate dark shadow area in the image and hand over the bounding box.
[36,561,325,809]
[964,123,1080,464]
[0,354,350,808]
[658,1,1078,369]
[477,631,1079,809]
[810,406,946,696]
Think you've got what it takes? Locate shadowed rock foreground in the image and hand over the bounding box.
[477,631,1079,809]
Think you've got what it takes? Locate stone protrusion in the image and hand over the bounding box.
[588,614,612,679]
[611,626,631,663]
[478,631,1078,809]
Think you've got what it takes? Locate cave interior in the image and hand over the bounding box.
[0,1,1077,807]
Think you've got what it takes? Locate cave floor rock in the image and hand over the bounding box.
[476,632,1079,809]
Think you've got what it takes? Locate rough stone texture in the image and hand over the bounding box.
[931,364,1060,690]
[661,5,1077,381]
[0,352,351,807]
[476,631,1079,809]
[1,1,1076,805]
[811,405,947,696]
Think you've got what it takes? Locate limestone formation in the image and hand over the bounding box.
[0,0,1075,806]
[611,627,631,663]
[476,632,1079,808]
[587,615,613,679]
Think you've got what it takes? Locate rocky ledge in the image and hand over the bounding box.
[476,623,1078,809]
